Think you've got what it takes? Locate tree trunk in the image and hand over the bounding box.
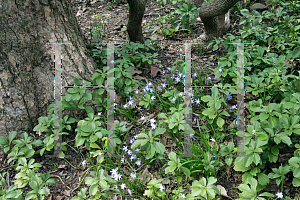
[198,0,240,40]
[127,0,148,43]
[0,0,97,138]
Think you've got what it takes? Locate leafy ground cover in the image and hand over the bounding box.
[1,0,300,199]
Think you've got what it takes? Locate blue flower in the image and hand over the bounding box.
[121,157,125,164]
[136,106,143,112]
[130,154,137,161]
[231,105,237,109]
[136,160,141,166]
[175,77,181,83]
[127,189,132,196]
[120,183,126,190]
[227,95,232,101]
[130,172,136,179]
[275,192,283,199]
[161,82,167,88]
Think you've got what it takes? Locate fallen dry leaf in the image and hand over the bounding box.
[45,194,52,200]
[58,164,67,169]
[129,67,143,75]
[161,135,167,146]
[162,179,170,184]
[55,196,63,200]
[36,123,42,136]
[63,190,71,197]
[217,185,229,197]
[150,66,161,78]
[134,75,144,80]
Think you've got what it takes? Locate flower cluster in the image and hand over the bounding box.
[143,82,154,93]
[150,118,157,129]
[110,134,144,197]
[123,96,134,109]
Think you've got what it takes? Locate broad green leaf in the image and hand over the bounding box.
[131,140,142,149]
[154,127,166,136]
[207,177,217,185]
[90,143,101,149]
[89,184,99,195]
[293,168,300,178]
[201,95,212,102]
[154,142,165,155]
[217,117,225,128]
[75,136,85,147]
[0,136,8,146]
[85,177,99,185]
[25,149,35,158]
[6,191,20,199]
[292,178,300,187]
[81,124,94,133]
[169,152,177,161]
[8,131,17,143]
[181,166,191,176]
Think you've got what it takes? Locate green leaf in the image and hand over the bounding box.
[287,49,300,60]
[294,168,300,178]
[292,178,300,187]
[40,188,50,195]
[225,157,233,166]
[84,106,94,114]
[8,131,17,143]
[259,192,274,197]
[253,59,261,66]
[169,152,177,161]
[217,117,225,128]
[131,140,142,149]
[202,107,217,119]
[278,133,292,146]
[240,9,250,16]
[6,191,21,199]
[89,184,99,195]
[90,143,101,149]
[165,165,176,174]
[154,142,165,155]
[258,173,269,186]
[83,92,92,100]
[0,136,8,146]
[25,192,37,200]
[181,166,191,176]
[81,125,93,133]
[25,149,35,158]
[18,157,27,166]
[75,136,85,147]
[149,144,156,158]
[85,177,99,185]
[4,146,10,153]
[154,127,166,136]
[40,148,46,156]
[201,95,212,102]
[207,177,217,185]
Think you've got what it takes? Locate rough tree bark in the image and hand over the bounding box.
[126,0,148,43]
[197,0,240,40]
[0,0,97,138]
